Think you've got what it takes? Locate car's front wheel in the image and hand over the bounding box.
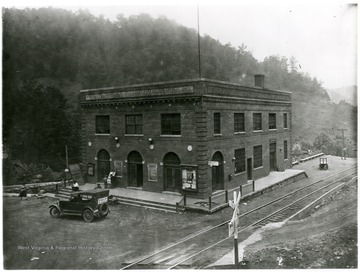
[82,209,94,223]
[50,207,61,218]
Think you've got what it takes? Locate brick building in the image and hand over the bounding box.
[79,76,292,199]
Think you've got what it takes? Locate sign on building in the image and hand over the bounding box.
[182,167,197,191]
[114,160,123,177]
[148,163,158,182]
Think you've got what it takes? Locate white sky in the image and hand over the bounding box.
[3,0,358,89]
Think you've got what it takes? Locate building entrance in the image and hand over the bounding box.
[247,158,253,180]
[211,151,224,191]
[128,151,143,187]
[97,149,110,182]
[269,142,277,171]
[163,152,182,192]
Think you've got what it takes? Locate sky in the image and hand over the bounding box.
[3,0,358,89]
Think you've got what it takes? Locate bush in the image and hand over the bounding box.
[3,160,62,185]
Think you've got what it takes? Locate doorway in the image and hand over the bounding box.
[247,158,253,180]
[163,152,182,192]
[97,149,110,182]
[269,142,277,171]
[211,151,224,191]
[128,151,143,187]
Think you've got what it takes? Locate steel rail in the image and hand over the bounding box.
[251,175,352,227]
[121,166,356,269]
[166,173,357,269]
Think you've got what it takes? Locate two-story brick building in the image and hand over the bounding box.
[79,75,292,199]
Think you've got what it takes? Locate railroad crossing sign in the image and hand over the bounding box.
[228,191,241,237]
[228,190,241,268]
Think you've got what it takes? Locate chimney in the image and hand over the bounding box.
[254,74,265,88]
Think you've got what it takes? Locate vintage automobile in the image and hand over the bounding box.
[49,189,110,222]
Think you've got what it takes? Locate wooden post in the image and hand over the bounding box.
[65,145,69,169]
[234,233,239,269]
[233,191,239,268]
[184,194,187,207]
[225,190,228,203]
[209,196,212,210]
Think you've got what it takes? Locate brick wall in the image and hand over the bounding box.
[79,79,292,199]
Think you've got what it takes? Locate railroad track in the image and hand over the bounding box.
[121,166,357,270]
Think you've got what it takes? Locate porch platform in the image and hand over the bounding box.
[77,168,307,213]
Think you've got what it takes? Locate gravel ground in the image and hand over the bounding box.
[3,156,357,269]
[242,179,357,269]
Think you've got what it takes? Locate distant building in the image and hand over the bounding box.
[79,75,292,199]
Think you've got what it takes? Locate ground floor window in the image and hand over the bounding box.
[253,145,263,168]
[284,140,288,160]
[234,148,245,174]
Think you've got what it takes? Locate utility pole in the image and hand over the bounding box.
[64,145,70,186]
[337,129,347,159]
[65,145,69,169]
[197,5,202,78]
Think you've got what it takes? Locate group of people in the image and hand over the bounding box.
[73,180,103,190]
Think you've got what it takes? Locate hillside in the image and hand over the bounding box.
[2,7,357,174]
[327,85,357,106]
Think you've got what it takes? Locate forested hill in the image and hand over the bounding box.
[3,7,357,173]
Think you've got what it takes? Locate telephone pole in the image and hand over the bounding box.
[197,5,202,78]
[337,129,347,159]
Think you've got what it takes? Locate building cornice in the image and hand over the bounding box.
[79,95,202,108]
[202,95,292,105]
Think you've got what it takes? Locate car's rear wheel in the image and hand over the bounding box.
[82,209,94,223]
[50,207,60,218]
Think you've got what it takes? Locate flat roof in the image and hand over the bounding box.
[80,78,292,95]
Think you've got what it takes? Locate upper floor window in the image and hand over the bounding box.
[234,113,245,133]
[269,113,277,130]
[95,115,110,134]
[253,145,263,168]
[214,113,221,134]
[125,115,143,134]
[161,114,181,135]
[234,148,246,174]
[253,113,262,131]
[284,113,288,129]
